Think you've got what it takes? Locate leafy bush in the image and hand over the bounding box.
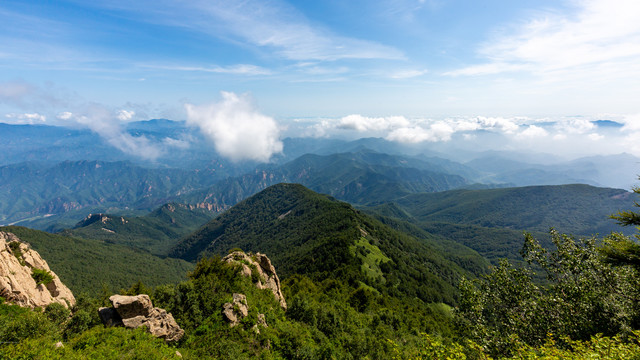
[31,268,55,286]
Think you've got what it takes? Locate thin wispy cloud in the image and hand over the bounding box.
[95,0,404,62]
[145,64,272,76]
[448,0,640,81]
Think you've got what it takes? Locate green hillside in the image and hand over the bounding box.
[0,226,194,295]
[171,183,488,305]
[61,203,215,256]
[392,184,635,236]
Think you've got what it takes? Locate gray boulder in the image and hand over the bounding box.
[100,294,184,342]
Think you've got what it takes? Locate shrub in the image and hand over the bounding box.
[31,268,55,286]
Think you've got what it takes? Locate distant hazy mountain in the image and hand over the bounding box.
[176,149,471,211]
[0,160,222,226]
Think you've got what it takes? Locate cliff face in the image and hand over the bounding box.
[0,231,75,308]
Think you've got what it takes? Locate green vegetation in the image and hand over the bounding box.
[1,226,194,295]
[31,268,54,286]
[4,182,640,358]
[171,183,487,305]
[62,203,215,256]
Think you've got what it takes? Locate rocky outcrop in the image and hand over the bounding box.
[221,293,268,333]
[223,251,287,309]
[0,231,75,309]
[98,294,184,342]
[222,293,249,327]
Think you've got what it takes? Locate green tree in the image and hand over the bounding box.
[456,230,638,357]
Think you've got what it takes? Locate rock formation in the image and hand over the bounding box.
[222,293,249,327]
[223,251,287,309]
[0,231,75,309]
[98,294,184,342]
[221,292,269,333]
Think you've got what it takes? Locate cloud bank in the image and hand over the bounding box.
[185,92,283,162]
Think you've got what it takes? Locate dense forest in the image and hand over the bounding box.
[2,183,640,358]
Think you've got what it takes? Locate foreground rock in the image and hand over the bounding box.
[99,294,184,342]
[0,231,75,308]
[223,251,287,309]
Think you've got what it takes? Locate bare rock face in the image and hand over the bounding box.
[222,293,249,327]
[0,231,75,309]
[99,294,184,342]
[223,251,287,309]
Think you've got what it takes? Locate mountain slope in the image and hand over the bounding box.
[177,150,470,214]
[0,160,223,226]
[61,203,215,256]
[171,183,488,304]
[392,184,636,236]
[360,184,638,266]
[0,226,194,295]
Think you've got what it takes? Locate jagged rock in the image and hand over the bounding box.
[100,294,184,342]
[223,251,287,309]
[0,231,75,309]
[222,293,249,327]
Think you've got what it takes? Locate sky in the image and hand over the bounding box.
[1,0,640,161]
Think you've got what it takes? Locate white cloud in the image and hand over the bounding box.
[163,137,190,149]
[147,63,272,75]
[117,109,135,121]
[620,114,640,131]
[389,69,428,79]
[72,104,163,160]
[386,121,454,143]
[518,125,548,138]
[185,92,283,162]
[476,116,520,134]
[588,133,604,140]
[107,0,403,62]
[338,114,410,132]
[3,112,46,124]
[57,111,73,120]
[554,119,595,134]
[450,0,640,82]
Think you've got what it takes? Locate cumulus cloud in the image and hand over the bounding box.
[3,112,46,124]
[185,92,283,162]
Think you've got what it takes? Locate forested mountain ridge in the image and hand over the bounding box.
[61,203,215,256]
[363,184,638,265]
[175,150,471,215]
[0,226,194,295]
[171,183,489,305]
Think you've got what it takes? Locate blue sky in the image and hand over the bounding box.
[1,0,640,161]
